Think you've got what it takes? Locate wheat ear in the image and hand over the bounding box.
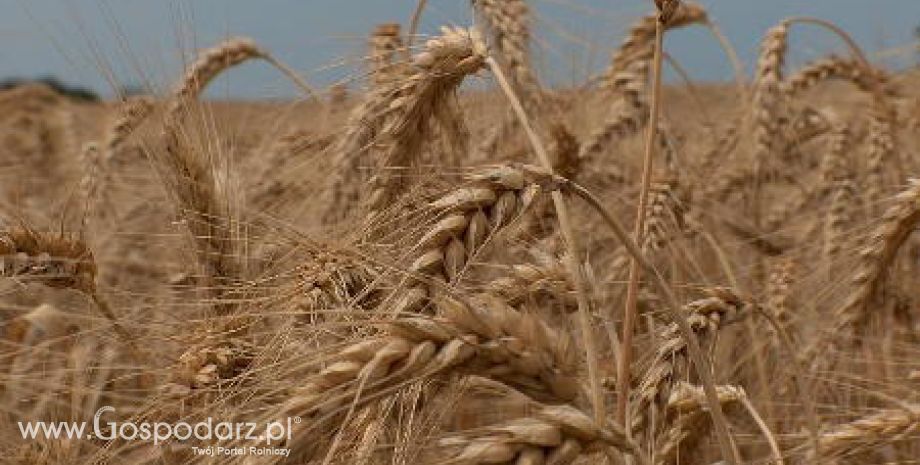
[832,179,920,344]
[599,2,708,93]
[161,41,248,316]
[783,55,893,98]
[751,20,789,178]
[765,257,796,343]
[655,383,745,465]
[394,165,538,315]
[580,3,707,162]
[472,0,542,109]
[0,225,133,344]
[812,406,919,459]
[865,107,897,215]
[328,27,487,220]
[632,288,751,437]
[273,294,579,462]
[160,37,318,316]
[486,252,576,312]
[441,401,647,465]
[368,23,406,89]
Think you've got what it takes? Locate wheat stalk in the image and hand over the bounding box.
[618,0,673,434]
[485,55,606,425]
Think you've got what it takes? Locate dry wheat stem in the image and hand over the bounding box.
[542,174,741,465]
[485,55,605,426]
[617,6,666,431]
[406,0,429,53]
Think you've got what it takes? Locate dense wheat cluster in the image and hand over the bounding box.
[1,1,919,464]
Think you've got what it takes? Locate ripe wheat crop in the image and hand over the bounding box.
[1,1,919,464]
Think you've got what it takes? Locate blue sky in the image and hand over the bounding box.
[1,0,918,98]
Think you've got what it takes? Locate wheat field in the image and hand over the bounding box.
[1,1,919,464]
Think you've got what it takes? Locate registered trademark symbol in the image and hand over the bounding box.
[294,417,301,424]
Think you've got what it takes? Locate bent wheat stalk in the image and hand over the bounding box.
[521,167,742,465]
[485,54,604,426]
